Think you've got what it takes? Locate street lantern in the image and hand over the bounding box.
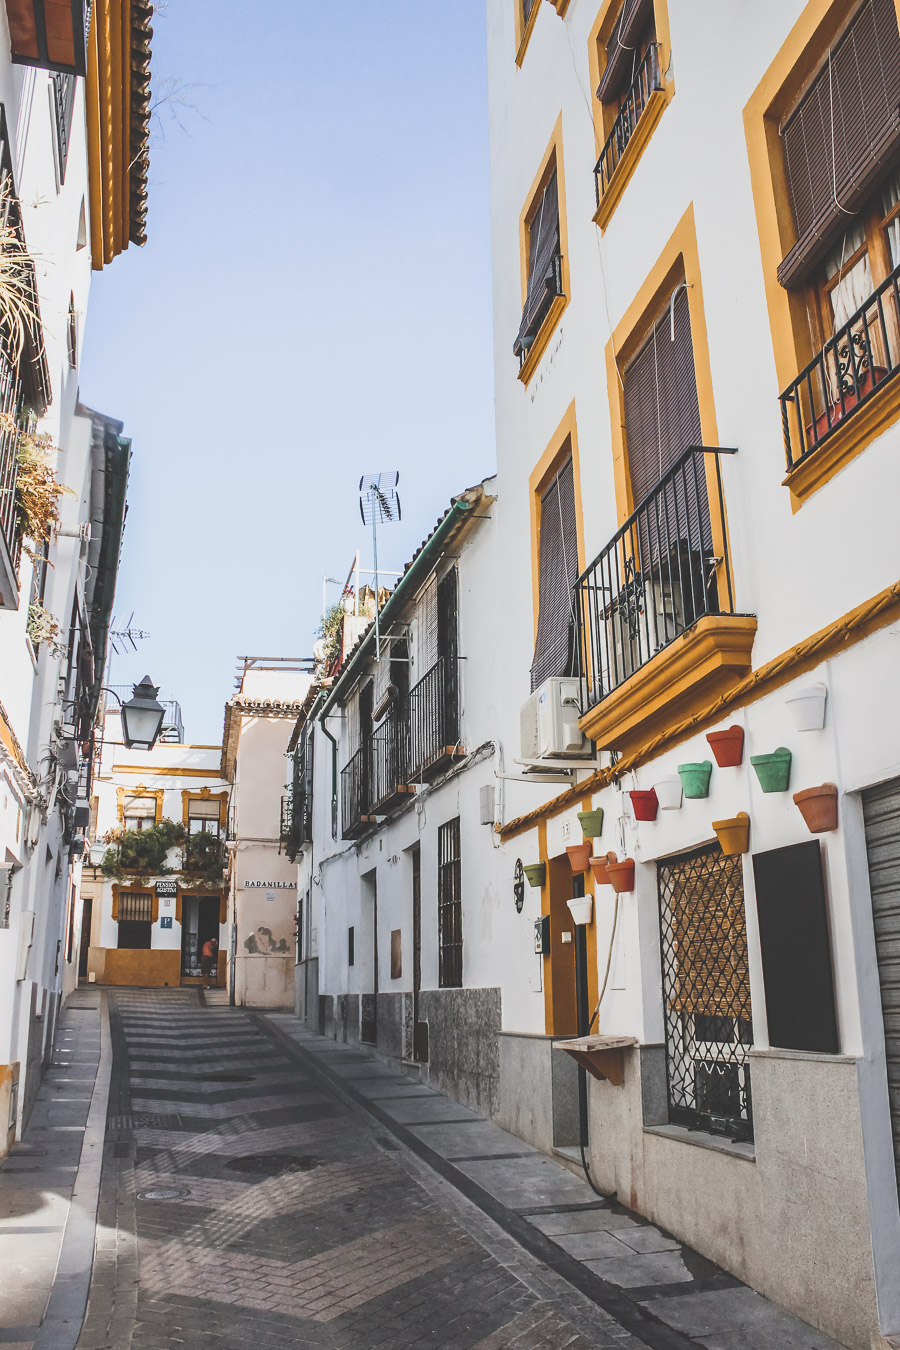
[120,677,165,751]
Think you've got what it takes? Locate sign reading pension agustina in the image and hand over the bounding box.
[156,880,178,898]
[242,881,295,889]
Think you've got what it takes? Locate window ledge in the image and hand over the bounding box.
[643,1121,756,1162]
[517,293,567,386]
[748,1046,857,1066]
[782,371,900,510]
[594,86,671,234]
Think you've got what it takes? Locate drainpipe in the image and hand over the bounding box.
[320,716,339,841]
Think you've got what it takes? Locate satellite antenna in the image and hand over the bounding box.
[359,472,401,659]
[109,613,150,657]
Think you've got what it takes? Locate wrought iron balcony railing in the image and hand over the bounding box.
[595,43,662,204]
[575,447,736,713]
[0,358,22,586]
[340,743,372,840]
[280,793,293,843]
[408,656,460,781]
[780,260,900,468]
[371,701,411,811]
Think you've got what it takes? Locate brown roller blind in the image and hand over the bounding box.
[778,0,900,289]
[531,456,577,690]
[596,0,654,102]
[523,0,539,22]
[514,169,561,358]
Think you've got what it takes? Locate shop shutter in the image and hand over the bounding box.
[513,170,561,358]
[778,0,900,289]
[531,456,577,691]
[596,0,654,102]
[863,777,900,1190]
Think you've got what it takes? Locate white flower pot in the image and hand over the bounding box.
[785,683,827,732]
[567,895,593,926]
[653,775,683,810]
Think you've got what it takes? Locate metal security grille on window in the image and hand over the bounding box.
[438,818,462,988]
[118,892,153,923]
[657,845,753,1141]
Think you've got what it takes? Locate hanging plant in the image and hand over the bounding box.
[101,818,185,881]
[26,601,65,655]
[0,191,43,364]
[181,830,226,882]
[13,427,73,559]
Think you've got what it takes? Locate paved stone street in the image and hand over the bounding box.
[1,991,850,1349]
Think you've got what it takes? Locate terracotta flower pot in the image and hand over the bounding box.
[607,857,635,894]
[577,808,604,838]
[566,841,592,874]
[751,748,792,793]
[793,783,838,833]
[523,862,546,888]
[706,725,744,768]
[653,775,683,810]
[629,788,659,821]
[712,812,750,856]
[589,852,615,885]
[785,683,827,733]
[677,760,713,799]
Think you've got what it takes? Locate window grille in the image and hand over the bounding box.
[438,817,462,988]
[118,891,153,923]
[657,844,754,1140]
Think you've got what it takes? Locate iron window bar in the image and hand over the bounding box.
[780,258,900,468]
[574,446,737,714]
[437,817,462,989]
[408,656,459,781]
[340,742,372,840]
[594,42,662,205]
[371,699,410,810]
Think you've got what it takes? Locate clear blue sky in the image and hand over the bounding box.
[80,0,495,743]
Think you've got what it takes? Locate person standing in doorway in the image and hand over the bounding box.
[201,936,219,989]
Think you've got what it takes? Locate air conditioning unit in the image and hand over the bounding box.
[520,678,589,761]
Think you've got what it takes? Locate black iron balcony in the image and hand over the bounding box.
[341,743,373,840]
[371,701,413,812]
[575,447,738,716]
[595,43,662,204]
[408,656,461,781]
[780,260,900,469]
[280,793,293,844]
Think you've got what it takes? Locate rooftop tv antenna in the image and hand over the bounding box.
[359,471,400,660]
[108,613,150,657]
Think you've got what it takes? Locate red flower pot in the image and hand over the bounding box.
[607,858,635,894]
[706,725,744,768]
[566,841,592,873]
[793,783,838,833]
[629,789,658,821]
[589,852,615,886]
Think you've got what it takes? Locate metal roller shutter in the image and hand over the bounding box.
[863,776,900,1190]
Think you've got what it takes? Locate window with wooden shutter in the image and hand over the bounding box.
[514,168,563,363]
[596,0,655,103]
[416,577,438,677]
[778,0,900,290]
[531,456,577,691]
[437,569,459,744]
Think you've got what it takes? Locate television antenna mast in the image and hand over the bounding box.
[109,612,150,657]
[359,472,400,659]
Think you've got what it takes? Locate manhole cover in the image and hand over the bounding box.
[137,1187,191,1201]
[196,1074,255,1083]
[225,1154,319,1177]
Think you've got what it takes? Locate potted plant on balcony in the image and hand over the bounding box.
[577,808,604,838]
[653,775,683,810]
[566,841,592,873]
[712,812,750,856]
[706,725,744,767]
[523,862,546,888]
[607,857,636,893]
[793,783,838,833]
[13,428,72,560]
[677,760,713,799]
[785,683,827,732]
[629,788,658,821]
[182,830,226,884]
[751,748,792,793]
[101,819,184,882]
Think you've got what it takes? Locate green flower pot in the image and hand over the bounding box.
[576,808,604,838]
[751,748,792,793]
[523,862,546,888]
[677,761,713,799]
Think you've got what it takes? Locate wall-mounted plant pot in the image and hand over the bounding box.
[567,895,593,926]
[706,725,744,768]
[589,852,614,886]
[629,789,658,821]
[566,842,592,874]
[577,808,604,838]
[751,748,792,793]
[793,783,838,833]
[712,812,750,856]
[677,761,713,799]
[607,858,635,894]
[653,776,683,811]
[523,862,546,888]
[785,683,827,732]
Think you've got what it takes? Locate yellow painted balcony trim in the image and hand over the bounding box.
[593,86,671,234]
[782,373,900,510]
[517,293,568,386]
[578,614,758,753]
[515,0,542,66]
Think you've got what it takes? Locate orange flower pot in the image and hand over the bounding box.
[706,725,744,768]
[793,783,838,833]
[566,841,592,873]
[607,857,635,894]
[589,852,615,886]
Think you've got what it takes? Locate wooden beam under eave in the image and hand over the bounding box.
[86,0,132,269]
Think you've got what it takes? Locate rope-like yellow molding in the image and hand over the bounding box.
[498,579,900,841]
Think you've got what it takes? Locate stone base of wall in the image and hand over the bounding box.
[0,1062,19,1159]
[496,1032,579,1154]
[418,987,501,1117]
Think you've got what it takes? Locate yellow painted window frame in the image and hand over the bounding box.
[181,787,228,828]
[116,785,164,825]
[111,883,158,924]
[529,400,586,642]
[517,115,570,386]
[179,886,227,927]
[743,0,900,509]
[588,0,674,232]
[515,0,570,66]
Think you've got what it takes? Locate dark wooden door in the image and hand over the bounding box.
[78,897,92,978]
[412,844,428,1061]
[361,874,378,1044]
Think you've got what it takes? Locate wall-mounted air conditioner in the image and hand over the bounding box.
[520,677,589,761]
